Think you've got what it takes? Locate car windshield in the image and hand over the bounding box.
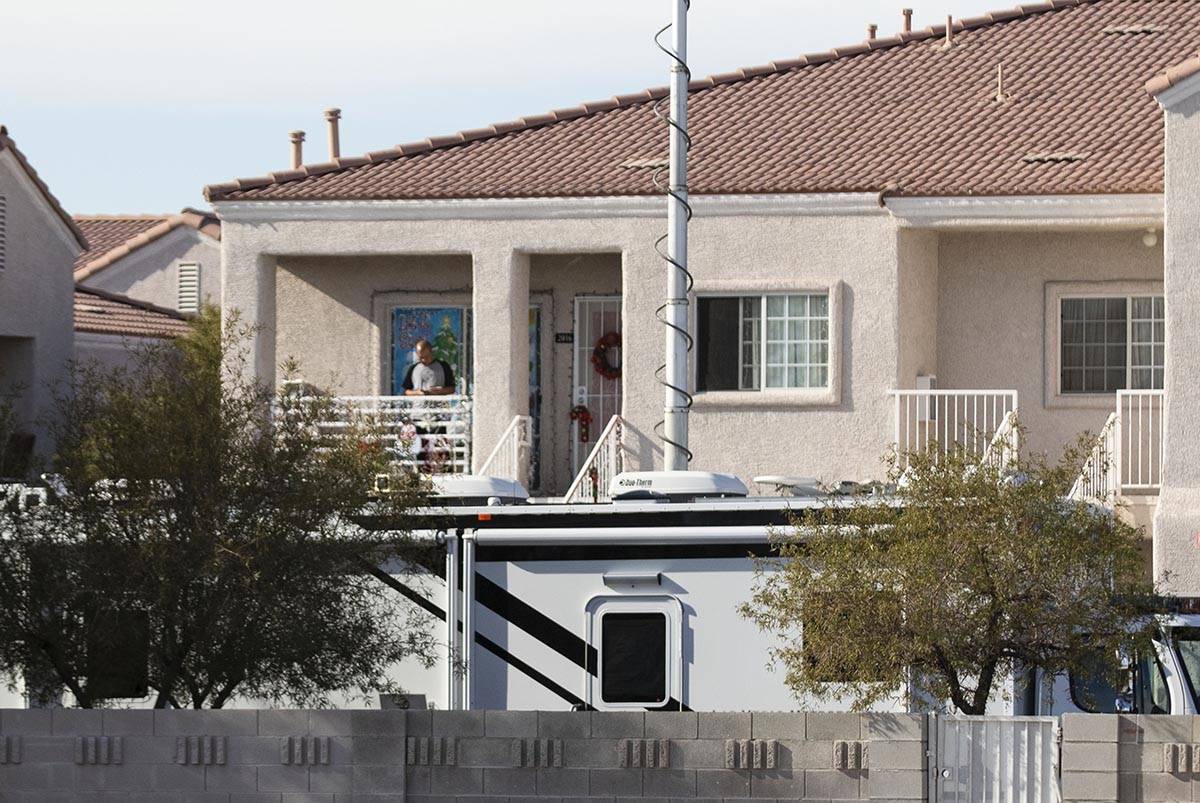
[1172,627,1200,708]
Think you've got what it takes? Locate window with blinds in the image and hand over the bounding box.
[177,263,200,312]
[0,195,7,272]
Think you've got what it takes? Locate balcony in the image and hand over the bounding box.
[890,389,1020,474]
[1070,389,1163,504]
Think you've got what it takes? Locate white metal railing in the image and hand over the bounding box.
[1068,412,1119,504]
[980,409,1021,469]
[891,390,1019,473]
[299,394,473,474]
[1117,389,1163,493]
[478,415,533,485]
[563,415,625,504]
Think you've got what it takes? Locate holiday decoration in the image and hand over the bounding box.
[570,405,594,442]
[590,331,622,380]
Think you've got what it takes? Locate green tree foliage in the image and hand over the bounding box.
[742,437,1155,714]
[0,308,436,708]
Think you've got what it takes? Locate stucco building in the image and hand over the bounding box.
[0,125,86,478]
[204,2,1200,589]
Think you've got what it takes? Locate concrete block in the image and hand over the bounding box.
[538,712,590,739]
[18,735,70,764]
[482,767,536,795]
[565,797,613,803]
[749,713,804,740]
[432,711,485,738]
[153,763,208,791]
[805,713,861,741]
[206,765,259,792]
[405,765,430,793]
[458,738,520,768]
[307,711,352,737]
[182,793,239,803]
[349,712,406,736]
[672,739,726,769]
[307,765,352,794]
[424,765,482,794]
[788,740,833,770]
[0,709,52,735]
[50,708,102,735]
[279,795,334,803]
[404,710,432,737]
[589,768,643,796]
[1061,741,1117,772]
[1138,715,1193,743]
[226,737,281,766]
[694,769,749,798]
[155,711,259,737]
[1119,742,1163,772]
[116,736,176,764]
[645,713,698,739]
[1061,713,1117,744]
[865,713,925,742]
[230,795,285,803]
[103,710,155,736]
[591,712,645,738]
[697,713,751,740]
[562,738,621,768]
[1061,770,1118,801]
[1117,714,1140,743]
[351,736,405,765]
[746,769,804,798]
[1140,771,1191,801]
[256,765,309,793]
[642,769,696,798]
[259,711,311,737]
[509,797,562,803]
[483,711,537,737]
[804,768,861,799]
[351,765,406,794]
[536,767,589,796]
[867,768,923,799]
[869,740,925,771]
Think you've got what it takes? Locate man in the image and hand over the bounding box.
[400,339,457,470]
[402,339,456,396]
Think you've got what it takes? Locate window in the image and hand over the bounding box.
[390,306,470,395]
[0,194,7,271]
[697,293,830,391]
[1172,628,1200,710]
[1134,647,1171,714]
[177,263,200,313]
[1060,296,1164,393]
[1067,650,1121,713]
[600,612,667,704]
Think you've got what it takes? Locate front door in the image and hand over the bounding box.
[572,296,622,473]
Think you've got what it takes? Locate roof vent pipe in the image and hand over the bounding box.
[324,108,341,160]
[289,130,305,169]
[902,8,912,33]
[867,23,877,41]
[943,15,954,48]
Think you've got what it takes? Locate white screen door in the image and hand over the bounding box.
[572,296,622,473]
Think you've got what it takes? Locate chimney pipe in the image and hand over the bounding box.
[324,107,341,160]
[944,15,954,48]
[902,8,912,33]
[289,130,305,169]
[867,23,877,41]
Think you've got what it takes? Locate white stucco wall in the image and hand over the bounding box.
[73,332,164,374]
[0,150,77,474]
[1154,84,1200,594]
[78,227,221,312]
[937,230,1164,459]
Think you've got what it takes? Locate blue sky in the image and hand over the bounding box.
[3,0,1005,214]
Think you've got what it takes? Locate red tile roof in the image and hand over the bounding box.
[1146,53,1200,96]
[74,209,221,279]
[74,285,193,339]
[0,126,89,249]
[205,0,1200,203]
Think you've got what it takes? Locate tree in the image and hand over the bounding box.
[0,308,437,708]
[741,436,1155,714]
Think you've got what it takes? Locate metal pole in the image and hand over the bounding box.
[445,533,460,710]
[461,531,475,710]
[663,0,690,471]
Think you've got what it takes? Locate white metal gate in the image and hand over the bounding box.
[930,716,1060,803]
[572,296,622,474]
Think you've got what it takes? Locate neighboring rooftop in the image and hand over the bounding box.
[74,285,193,339]
[0,126,89,249]
[206,0,1200,204]
[74,209,221,279]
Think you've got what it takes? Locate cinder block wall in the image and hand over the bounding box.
[1062,713,1200,802]
[0,709,924,802]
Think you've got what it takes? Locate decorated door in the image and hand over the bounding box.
[572,296,622,474]
[390,306,470,395]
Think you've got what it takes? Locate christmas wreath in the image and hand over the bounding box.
[590,331,622,381]
[570,405,594,442]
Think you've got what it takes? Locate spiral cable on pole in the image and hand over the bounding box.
[652,1,694,464]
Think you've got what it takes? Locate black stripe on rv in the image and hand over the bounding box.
[365,566,590,708]
[475,542,775,563]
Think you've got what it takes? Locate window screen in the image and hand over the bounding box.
[601,612,666,703]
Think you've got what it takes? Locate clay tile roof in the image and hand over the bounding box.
[74,285,193,339]
[0,126,89,249]
[205,0,1200,204]
[1146,53,1200,96]
[73,209,221,280]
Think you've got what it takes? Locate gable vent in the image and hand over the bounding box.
[177,263,200,313]
[0,195,7,272]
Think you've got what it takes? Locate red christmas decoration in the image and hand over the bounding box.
[570,405,594,442]
[590,331,622,381]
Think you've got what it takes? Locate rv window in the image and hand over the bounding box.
[1172,628,1200,708]
[1134,647,1171,714]
[601,612,667,704]
[1067,653,1120,713]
